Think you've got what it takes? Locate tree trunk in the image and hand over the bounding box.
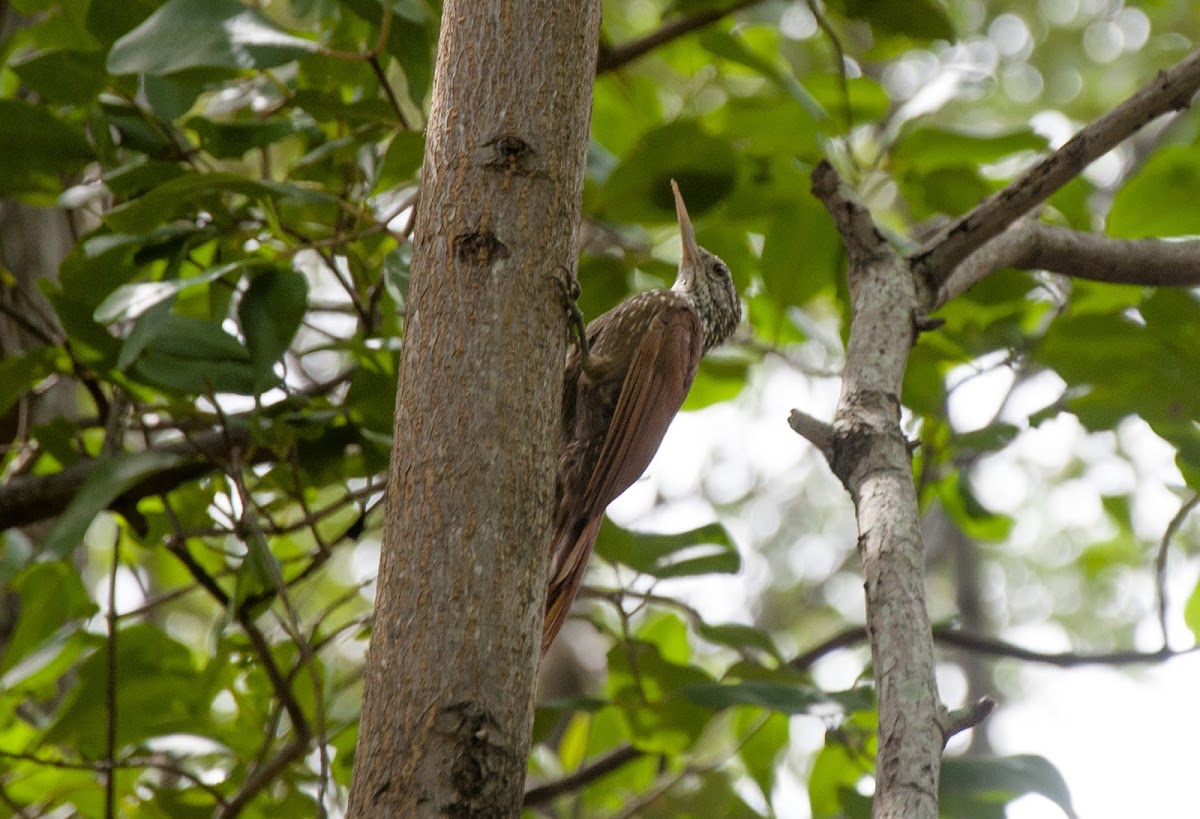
[347,3,601,816]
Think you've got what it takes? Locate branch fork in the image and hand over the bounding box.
[785,47,1200,818]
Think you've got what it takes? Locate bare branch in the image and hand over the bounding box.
[596,0,762,74]
[0,373,353,532]
[933,628,1192,667]
[788,408,835,461]
[0,425,255,531]
[912,47,1200,296]
[811,161,891,265]
[789,624,1196,671]
[789,625,869,672]
[811,160,940,817]
[523,744,645,808]
[938,221,1200,306]
[941,697,996,742]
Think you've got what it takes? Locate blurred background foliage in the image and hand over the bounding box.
[1,0,1199,816]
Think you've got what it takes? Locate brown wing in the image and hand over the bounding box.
[580,303,704,514]
[543,303,704,652]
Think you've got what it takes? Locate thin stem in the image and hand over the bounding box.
[1156,492,1200,647]
[104,532,120,819]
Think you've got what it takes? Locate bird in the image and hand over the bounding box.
[543,180,741,655]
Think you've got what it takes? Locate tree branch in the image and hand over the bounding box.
[810,160,942,818]
[523,744,645,808]
[789,624,1197,671]
[911,47,1200,298]
[596,0,761,74]
[941,698,996,742]
[0,425,255,531]
[788,408,835,461]
[938,221,1200,306]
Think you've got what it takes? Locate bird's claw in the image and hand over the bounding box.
[549,265,589,362]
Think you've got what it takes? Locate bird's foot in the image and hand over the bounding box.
[549,265,589,362]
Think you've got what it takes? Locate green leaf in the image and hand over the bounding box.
[0,346,63,417]
[738,709,788,803]
[833,0,954,41]
[594,519,740,579]
[102,156,190,200]
[0,99,94,198]
[892,126,1046,170]
[805,75,891,128]
[902,165,992,218]
[374,131,426,192]
[107,0,319,76]
[117,298,174,370]
[695,621,781,660]
[9,49,108,105]
[606,639,715,754]
[699,30,825,120]
[41,450,188,559]
[681,351,751,411]
[377,0,429,22]
[681,680,827,714]
[940,755,1078,819]
[761,194,842,308]
[1109,146,1200,238]
[238,267,309,388]
[1184,575,1200,641]
[187,116,299,159]
[0,562,97,675]
[600,121,737,222]
[232,531,285,614]
[953,422,1020,454]
[938,472,1013,542]
[1036,310,1200,430]
[131,315,265,395]
[94,261,240,324]
[104,172,336,234]
[809,738,874,818]
[44,624,210,757]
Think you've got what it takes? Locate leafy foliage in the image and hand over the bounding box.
[1,0,1197,816]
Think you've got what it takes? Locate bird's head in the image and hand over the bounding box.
[671,180,741,351]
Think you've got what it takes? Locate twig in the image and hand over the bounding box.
[806,0,853,137]
[789,625,869,672]
[0,781,32,819]
[596,0,763,74]
[0,371,354,532]
[104,530,121,819]
[523,744,646,807]
[161,497,313,819]
[1155,492,1200,647]
[0,750,229,807]
[788,623,1197,671]
[369,54,412,130]
[911,47,1200,296]
[610,712,771,819]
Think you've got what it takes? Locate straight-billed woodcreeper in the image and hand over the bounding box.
[543,181,741,654]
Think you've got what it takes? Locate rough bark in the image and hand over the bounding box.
[347,3,601,817]
[811,163,945,818]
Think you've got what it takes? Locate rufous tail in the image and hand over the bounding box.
[542,514,604,655]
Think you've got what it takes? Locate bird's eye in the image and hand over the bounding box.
[714,261,729,277]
